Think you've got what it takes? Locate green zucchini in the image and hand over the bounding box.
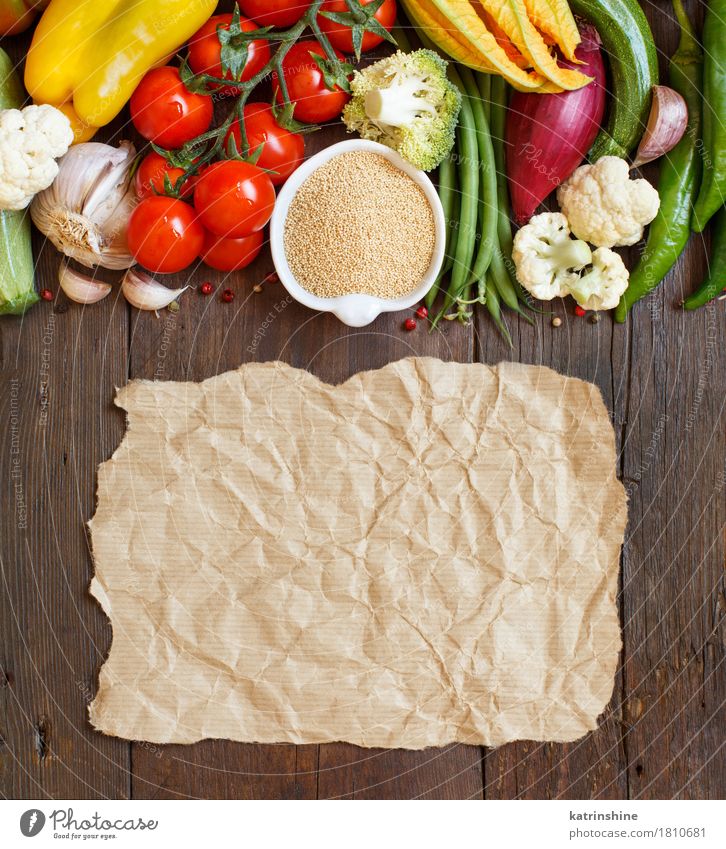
[0,47,38,316]
[569,0,658,161]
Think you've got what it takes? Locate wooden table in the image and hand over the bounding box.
[1,2,724,800]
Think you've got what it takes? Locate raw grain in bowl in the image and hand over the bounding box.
[283,151,435,299]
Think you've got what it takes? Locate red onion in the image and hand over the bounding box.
[505,23,607,225]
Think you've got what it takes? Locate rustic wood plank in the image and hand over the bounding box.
[619,231,725,800]
[617,0,725,802]
[317,744,483,799]
[0,237,131,799]
[474,295,630,798]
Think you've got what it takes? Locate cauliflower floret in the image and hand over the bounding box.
[557,156,660,247]
[342,50,461,172]
[0,104,73,210]
[568,248,630,311]
[512,212,592,300]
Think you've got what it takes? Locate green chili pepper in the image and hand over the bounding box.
[692,0,726,232]
[684,205,726,309]
[569,0,658,160]
[615,0,702,321]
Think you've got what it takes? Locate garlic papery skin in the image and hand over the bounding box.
[632,86,689,168]
[58,263,112,304]
[122,268,189,312]
[31,141,138,270]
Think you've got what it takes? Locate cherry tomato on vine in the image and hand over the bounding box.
[134,151,194,199]
[238,0,308,27]
[272,40,350,124]
[318,0,396,54]
[188,13,270,95]
[130,66,213,149]
[127,196,204,274]
[194,160,276,238]
[226,103,305,186]
[201,229,264,271]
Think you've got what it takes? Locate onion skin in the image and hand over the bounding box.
[506,24,607,225]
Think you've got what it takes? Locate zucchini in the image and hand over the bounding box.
[0,47,38,315]
[569,0,658,161]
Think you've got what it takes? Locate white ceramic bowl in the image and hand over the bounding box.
[270,139,446,327]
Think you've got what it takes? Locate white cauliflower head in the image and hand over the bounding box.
[556,156,660,247]
[0,104,74,210]
[512,212,592,300]
[568,248,629,310]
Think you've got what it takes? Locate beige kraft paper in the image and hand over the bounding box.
[88,358,627,748]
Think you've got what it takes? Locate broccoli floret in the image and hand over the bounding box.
[342,50,461,172]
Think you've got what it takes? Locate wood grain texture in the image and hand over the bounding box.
[1,0,723,801]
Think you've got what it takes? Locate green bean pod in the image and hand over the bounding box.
[569,0,658,160]
[459,67,497,289]
[484,277,512,347]
[691,0,726,232]
[478,72,491,124]
[488,75,513,260]
[615,0,702,321]
[684,205,726,309]
[426,151,457,308]
[443,77,479,312]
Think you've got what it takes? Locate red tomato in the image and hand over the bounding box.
[134,151,194,199]
[201,229,264,271]
[272,41,350,123]
[127,196,204,274]
[226,104,305,186]
[318,0,396,54]
[130,66,213,149]
[188,13,270,95]
[238,0,308,27]
[194,160,276,238]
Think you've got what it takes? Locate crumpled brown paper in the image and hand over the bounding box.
[88,358,626,748]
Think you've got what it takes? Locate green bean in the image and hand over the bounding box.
[443,76,479,312]
[488,75,533,311]
[490,249,531,323]
[459,66,497,290]
[485,277,513,347]
[488,76,512,258]
[478,73,491,125]
[426,151,457,308]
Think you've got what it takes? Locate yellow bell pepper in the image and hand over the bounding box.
[25,0,217,140]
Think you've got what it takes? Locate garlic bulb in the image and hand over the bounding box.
[122,268,189,312]
[58,263,112,304]
[31,141,138,269]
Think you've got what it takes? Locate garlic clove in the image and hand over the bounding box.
[58,263,112,304]
[632,86,689,168]
[122,268,189,312]
[82,141,136,221]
